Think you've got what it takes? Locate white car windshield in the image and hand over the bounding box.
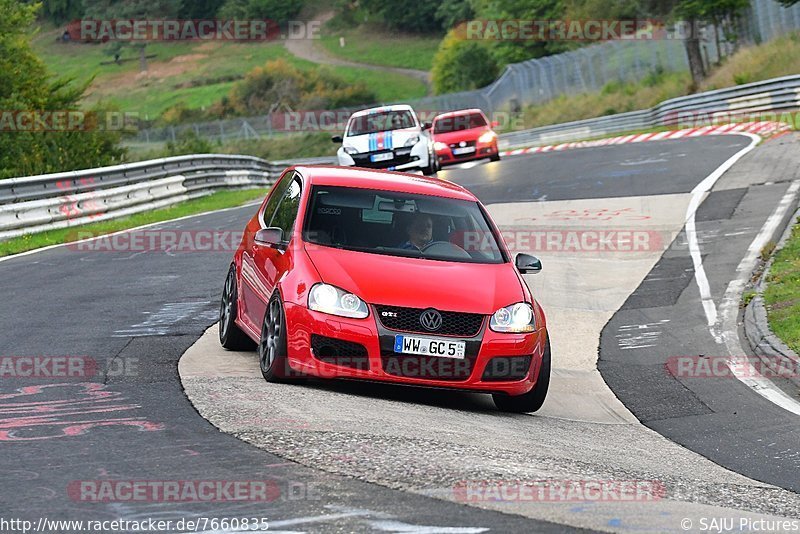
[347,110,417,136]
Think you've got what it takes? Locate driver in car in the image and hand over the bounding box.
[398,212,433,251]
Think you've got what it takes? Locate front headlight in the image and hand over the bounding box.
[478,131,497,144]
[308,283,369,319]
[433,141,448,151]
[343,146,358,155]
[404,135,420,146]
[490,302,535,333]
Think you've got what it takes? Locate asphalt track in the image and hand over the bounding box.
[2,133,800,532]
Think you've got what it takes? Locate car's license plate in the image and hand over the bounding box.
[452,147,476,155]
[371,152,394,162]
[393,335,465,359]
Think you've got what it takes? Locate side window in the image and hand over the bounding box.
[268,178,303,239]
[261,172,294,226]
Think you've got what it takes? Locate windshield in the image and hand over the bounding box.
[303,186,505,264]
[347,110,417,136]
[433,113,487,133]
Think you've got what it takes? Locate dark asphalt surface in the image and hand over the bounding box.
[2,134,795,531]
[599,180,800,493]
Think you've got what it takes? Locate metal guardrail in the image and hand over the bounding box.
[497,74,800,150]
[0,155,290,240]
[3,75,799,241]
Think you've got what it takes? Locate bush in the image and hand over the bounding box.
[164,130,214,156]
[431,31,499,94]
[226,59,376,115]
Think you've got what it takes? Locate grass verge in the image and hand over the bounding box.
[763,216,800,353]
[319,27,439,71]
[0,188,268,258]
[31,26,426,118]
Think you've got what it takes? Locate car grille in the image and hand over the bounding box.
[481,356,532,381]
[374,305,484,337]
[310,334,369,370]
[351,150,415,169]
[448,140,477,148]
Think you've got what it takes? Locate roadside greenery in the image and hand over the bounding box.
[0,0,125,179]
[518,32,800,129]
[0,188,268,257]
[763,218,800,354]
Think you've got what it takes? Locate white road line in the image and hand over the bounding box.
[718,180,800,416]
[686,133,760,334]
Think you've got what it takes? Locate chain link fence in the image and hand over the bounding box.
[132,0,800,146]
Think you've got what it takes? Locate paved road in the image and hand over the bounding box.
[599,133,800,493]
[2,134,800,532]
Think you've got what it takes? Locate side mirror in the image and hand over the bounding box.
[255,227,284,249]
[422,121,432,130]
[490,120,500,128]
[515,253,542,274]
[331,135,343,143]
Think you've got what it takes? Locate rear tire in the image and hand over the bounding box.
[219,265,256,351]
[259,292,304,383]
[492,337,551,413]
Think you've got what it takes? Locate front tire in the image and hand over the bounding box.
[492,337,551,413]
[219,265,256,351]
[422,149,439,175]
[258,292,303,383]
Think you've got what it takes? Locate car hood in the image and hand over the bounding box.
[305,245,525,314]
[343,128,422,152]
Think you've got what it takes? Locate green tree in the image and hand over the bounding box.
[0,0,124,179]
[358,0,442,33]
[431,30,499,93]
[436,0,475,31]
[217,0,304,24]
[40,0,84,24]
[470,0,567,67]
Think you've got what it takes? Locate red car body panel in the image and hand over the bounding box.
[432,109,499,165]
[230,165,547,395]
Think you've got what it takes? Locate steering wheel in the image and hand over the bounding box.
[420,241,471,259]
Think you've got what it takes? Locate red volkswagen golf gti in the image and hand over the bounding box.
[432,109,500,166]
[218,165,550,412]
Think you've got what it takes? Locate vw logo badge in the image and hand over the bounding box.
[420,309,443,331]
[459,141,466,147]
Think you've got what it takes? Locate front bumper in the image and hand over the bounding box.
[283,302,545,396]
[436,142,498,165]
[337,143,430,171]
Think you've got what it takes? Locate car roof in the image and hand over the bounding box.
[433,109,486,121]
[291,166,478,201]
[350,104,414,118]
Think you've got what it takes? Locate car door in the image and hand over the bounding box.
[241,173,304,331]
[239,172,294,332]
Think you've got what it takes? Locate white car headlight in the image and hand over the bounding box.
[343,146,359,155]
[404,135,420,147]
[478,131,497,144]
[308,283,369,319]
[490,302,535,333]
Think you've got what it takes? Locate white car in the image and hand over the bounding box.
[332,105,439,175]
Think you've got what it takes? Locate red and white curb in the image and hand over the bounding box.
[499,121,792,157]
